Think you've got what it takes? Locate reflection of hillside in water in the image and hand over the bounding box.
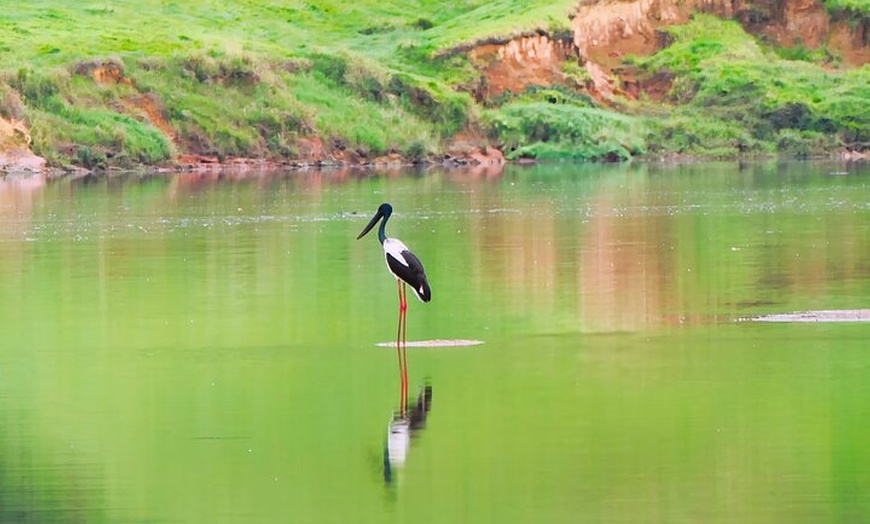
[0,175,45,277]
[0,174,44,236]
[464,166,870,332]
[164,164,506,198]
[4,165,866,337]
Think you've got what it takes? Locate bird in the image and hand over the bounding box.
[357,203,431,414]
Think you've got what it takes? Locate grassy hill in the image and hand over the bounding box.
[1,0,867,168]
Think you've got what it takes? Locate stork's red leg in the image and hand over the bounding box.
[396,281,411,415]
[396,280,404,414]
[400,282,409,414]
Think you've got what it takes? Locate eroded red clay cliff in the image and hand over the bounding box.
[467,0,868,105]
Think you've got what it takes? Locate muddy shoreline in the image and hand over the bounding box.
[3,148,868,179]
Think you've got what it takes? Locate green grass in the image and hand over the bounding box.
[0,1,576,70]
[421,1,577,50]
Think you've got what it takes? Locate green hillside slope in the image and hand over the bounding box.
[0,0,866,168]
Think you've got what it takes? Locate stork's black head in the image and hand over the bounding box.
[356,203,393,241]
[377,203,393,216]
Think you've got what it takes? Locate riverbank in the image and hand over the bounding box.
[1,1,868,173]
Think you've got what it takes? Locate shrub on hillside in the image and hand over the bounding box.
[484,102,645,161]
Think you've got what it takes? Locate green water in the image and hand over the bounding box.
[0,162,868,523]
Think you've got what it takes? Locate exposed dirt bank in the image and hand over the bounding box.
[468,0,867,104]
[571,0,868,69]
[467,33,580,100]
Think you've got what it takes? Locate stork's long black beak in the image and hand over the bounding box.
[356,210,383,239]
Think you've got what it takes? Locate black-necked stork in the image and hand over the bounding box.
[357,203,431,413]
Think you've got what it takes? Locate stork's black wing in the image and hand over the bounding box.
[386,249,432,302]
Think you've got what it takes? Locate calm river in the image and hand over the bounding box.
[0,161,868,523]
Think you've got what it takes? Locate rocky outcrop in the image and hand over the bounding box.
[0,117,46,173]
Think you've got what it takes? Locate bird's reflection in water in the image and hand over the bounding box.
[383,383,433,485]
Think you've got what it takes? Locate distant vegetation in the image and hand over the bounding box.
[0,1,867,168]
[820,0,870,13]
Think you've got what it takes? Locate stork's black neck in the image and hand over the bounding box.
[377,205,392,244]
[378,217,387,245]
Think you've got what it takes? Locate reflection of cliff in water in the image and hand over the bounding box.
[0,175,45,276]
[384,384,433,484]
